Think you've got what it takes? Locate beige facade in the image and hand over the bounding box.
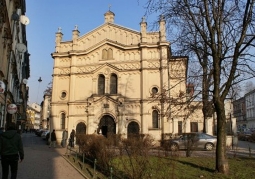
[0,0,30,128]
[41,94,51,129]
[50,11,204,143]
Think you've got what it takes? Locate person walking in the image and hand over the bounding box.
[69,129,75,148]
[49,129,57,148]
[0,122,24,179]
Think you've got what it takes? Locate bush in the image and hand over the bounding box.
[76,134,117,170]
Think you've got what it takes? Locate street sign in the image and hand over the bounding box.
[0,81,5,93]
[7,104,17,114]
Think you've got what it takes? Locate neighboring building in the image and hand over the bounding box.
[244,89,255,129]
[50,11,205,143]
[41,94,51,129]
[26,103,41,130]
[0,0,30,128]
[233,97,246,131]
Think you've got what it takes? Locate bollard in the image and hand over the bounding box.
[93,159,97,179]
[248,145,251,158]
[110,167,113,179]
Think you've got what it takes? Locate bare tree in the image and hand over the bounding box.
[43,81,52,95]
[145,0,255,174]
[244,80,255,93]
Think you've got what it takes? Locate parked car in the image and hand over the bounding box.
[41,130,50,140]
[167,132,217,151]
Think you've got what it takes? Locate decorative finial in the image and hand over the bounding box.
[160,14,165,21]
[74,25,78,30]
[108,4,111,11]
[58,27,62,33]
[142,16,146,22]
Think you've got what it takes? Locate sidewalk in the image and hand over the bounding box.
[228,140,255,157]
[1,133,86,179]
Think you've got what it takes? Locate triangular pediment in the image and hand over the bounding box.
[92,63,120,74]
[79,23,140,42]
[93,95,119,105]
[76,23,141,51]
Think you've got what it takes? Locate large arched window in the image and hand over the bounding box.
[110,73,117,94]
[60,113,66,129]
[98,74,105,95]
[152,110,159,128]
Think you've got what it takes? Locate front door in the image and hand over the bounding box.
[98,115,116,137]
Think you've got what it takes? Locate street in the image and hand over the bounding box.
[0,132,85,179]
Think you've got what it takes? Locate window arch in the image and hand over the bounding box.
[102,49,107,60]
[152,110,159,128]
[98,74,105,95]
[108,48,113,59]
[60,113,66,129]
[110,73,117,94]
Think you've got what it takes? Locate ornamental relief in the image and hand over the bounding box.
[60,58,71,66]
[148,70,159,74]
[148,61,160,68]
[125,104,141,114]
[113,63,140,70]
[59,68,70,75]
[76,74,92,78]
[148,50,159,59]
[59,76,70,80]
[75,105,86,115]
[76,66,97,73]
[121,71,140,76]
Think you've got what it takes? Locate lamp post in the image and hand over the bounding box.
[36,77,42,104]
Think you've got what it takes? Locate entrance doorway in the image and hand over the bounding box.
[127,121,139,138]
[98,115,116,137]
[76,122,86,134]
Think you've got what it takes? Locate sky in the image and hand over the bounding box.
[25,0,158,104]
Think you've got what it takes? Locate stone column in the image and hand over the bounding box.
[172,118,178,134]
[206,117,213,135]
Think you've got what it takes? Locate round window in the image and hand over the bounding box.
[61,92,66,98]
[152,87,158,94]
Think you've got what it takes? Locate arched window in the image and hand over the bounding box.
[61,113,66,129]
[110,73,117,94]
[102,49,107,60]
[152,110,159,128]
[98,74,105,95]
[108,48,113,59]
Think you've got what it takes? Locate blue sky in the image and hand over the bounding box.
[25,0,158,104]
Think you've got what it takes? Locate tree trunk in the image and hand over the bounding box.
[215,100,229,174]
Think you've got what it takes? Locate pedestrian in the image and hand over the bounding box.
[69,129,75,148]
[61,129,68,147]
[0,122,24,179]
[49,129,57,148]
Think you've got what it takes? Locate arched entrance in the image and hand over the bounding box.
[98,115,116,137]
[76,122,86,135]
[127,121,139,138]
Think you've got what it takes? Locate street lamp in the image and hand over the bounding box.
[36,77,42,104]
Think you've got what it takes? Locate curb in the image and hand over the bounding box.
[62,154,90,179]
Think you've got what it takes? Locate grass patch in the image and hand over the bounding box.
[65,153,255,179]
[111,156,255,179]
